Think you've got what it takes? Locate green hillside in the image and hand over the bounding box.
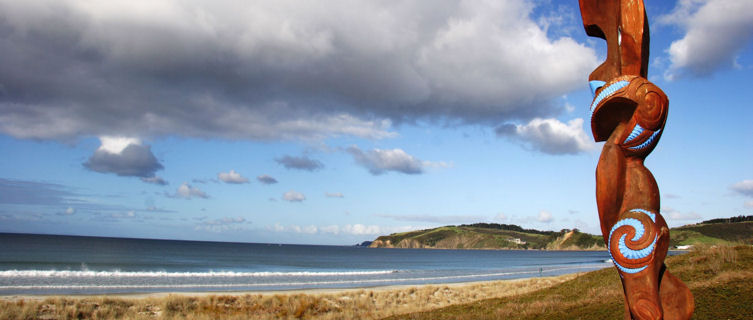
[669,217,753,247]
[370,216,753,250]
[369,224,604,250]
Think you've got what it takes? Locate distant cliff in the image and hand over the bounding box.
[369,224,604,250]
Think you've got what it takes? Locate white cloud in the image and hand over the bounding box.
[195,216,248,232]
[268,223,416,236]
[170,183,209,199]
[218,169,249,184]
[286,225,318,234]
[347,146,439,175]
[537,210,553,223]
[494,213,507,221]
[660,0,753,79]
[663,207,701,221]
[0,0,597,142]
[745,200,753,208]
[496,118,594,155]
[731,180,753,197]
[283,190,306,202]
[320,225,341,234]
[98,136,142,154]
[325,192,344,198]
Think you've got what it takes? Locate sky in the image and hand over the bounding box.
[1,0,752,245]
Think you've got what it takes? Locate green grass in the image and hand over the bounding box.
[674,221,753,244]
[385,245,753,320]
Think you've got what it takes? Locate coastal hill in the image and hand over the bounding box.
[670,215,753,247]
[370,216,753,250]
[369,223,604,250]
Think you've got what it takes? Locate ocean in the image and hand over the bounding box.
[0,233,613,295]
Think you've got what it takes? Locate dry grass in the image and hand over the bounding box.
[0,274,576,320]
[387,245,753,320]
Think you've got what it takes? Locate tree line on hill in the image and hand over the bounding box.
[699,215,753,224]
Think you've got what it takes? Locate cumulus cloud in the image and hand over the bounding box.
[169,183,209,199]
[325,192,344,198]
[496,118,594,155]
[347,146,439,175]
[257,174,278,185]
[731,180,753,197]
[537,210,553,223]
[276,155,324,171]
[283,190,306,202]
[195,216,248,232]
[0,0,596,142]
[660,0,753,79]
[83,136,164,179]
[218,169,249,184]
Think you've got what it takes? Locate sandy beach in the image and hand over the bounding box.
[0,273,579,319]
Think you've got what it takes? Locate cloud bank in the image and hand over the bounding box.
[0,0,597,142]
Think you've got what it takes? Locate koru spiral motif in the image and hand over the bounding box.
[608,209,658,274]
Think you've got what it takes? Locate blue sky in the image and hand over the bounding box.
[1,0,751,245]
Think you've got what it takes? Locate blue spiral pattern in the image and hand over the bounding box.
[609,209,658,274]
[590,80,630,116]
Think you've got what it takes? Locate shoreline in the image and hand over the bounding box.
[0,274,583,319]
[0,274,577,300]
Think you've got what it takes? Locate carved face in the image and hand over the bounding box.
[579,0,650,97]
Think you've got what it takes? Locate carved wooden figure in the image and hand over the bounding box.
[578,0,694,319]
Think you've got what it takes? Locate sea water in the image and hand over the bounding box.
[0,233,612,295]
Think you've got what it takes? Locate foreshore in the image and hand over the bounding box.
[0,273,579,319]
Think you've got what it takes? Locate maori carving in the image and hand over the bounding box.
[578,0,694,319]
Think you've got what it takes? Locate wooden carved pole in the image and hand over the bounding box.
[578,1,694,319]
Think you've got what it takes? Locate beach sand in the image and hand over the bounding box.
[0,273,580,319]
